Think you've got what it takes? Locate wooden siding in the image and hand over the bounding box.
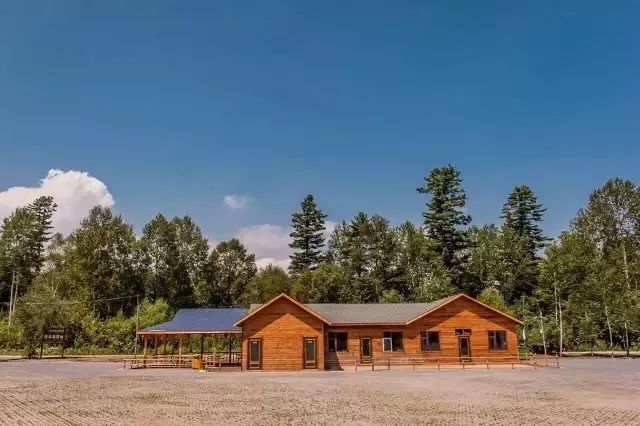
[325,297,518,366]
[241,297,325,371]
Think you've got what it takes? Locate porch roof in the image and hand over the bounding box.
[138,308,247,335]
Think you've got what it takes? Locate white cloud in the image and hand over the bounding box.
[223,195,252,209]
[0,169,114,234]
[236,221,337,270]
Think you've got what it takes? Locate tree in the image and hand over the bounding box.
[140,214,183,306]
[395,221,453,302]
[327,213,402,302]
[291,263,350,303]
[417,165,471,273]
[289,195,327,275]
[501,185,548,257]
[172,216,208,308]
[243,265,291,304]
[26,196,57,272]
[0,208,41,323]
[64,206,143,318]
[204,239,257,307]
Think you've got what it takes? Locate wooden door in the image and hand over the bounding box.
[458,336,471,359]
[360,337,372,363]
[303,337,317,369]
[249,338,262,370]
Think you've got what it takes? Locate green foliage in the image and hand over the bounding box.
[243,265,291,304]
[291,263,350,303]
[417,164,471,270]
[203,239,257,307]
[380,289,404,303]
[501,185,548,257]
[64,206,143,318]
[138,298,172,329]
[327,213,403,302]
[0,318,22,350]
[478,287,513,316]
[289,194,327,274]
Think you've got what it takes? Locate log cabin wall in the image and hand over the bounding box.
[325,296,518,366]
[241,297,325,371]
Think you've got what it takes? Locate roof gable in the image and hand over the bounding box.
[406,293,523,325]
[234,293,332,326]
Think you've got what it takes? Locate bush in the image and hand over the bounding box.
[0,318,23,351]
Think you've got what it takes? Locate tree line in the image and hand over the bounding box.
[1,166,639,355]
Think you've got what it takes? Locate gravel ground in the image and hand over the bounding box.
[0,359,638,425]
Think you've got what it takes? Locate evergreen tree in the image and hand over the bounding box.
[26,196,57,272]
[417,165,471,270]
[501,185,548,257]
[289,195,327,274]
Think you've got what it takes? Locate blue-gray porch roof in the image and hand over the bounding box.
[138,308,247,334]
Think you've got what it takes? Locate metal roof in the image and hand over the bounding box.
[139,308,247,334]
[248,296,452,325]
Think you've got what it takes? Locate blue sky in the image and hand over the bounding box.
[1,1,639,264]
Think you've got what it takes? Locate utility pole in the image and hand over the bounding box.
[521,295,527,349]
[133,294,140,359]
[8,270,17,327]
[538,308,547,357]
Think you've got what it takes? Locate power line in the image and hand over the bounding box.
[0,294,137,306]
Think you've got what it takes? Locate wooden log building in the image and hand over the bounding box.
[138,293,522,371]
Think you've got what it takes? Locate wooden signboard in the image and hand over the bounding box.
[40,327,66,358]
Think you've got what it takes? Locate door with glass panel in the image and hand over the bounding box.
[360,337,372,363]
[303,337,317,369]
[249,338,262,370]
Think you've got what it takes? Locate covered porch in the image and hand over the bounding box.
[130,308,247,371]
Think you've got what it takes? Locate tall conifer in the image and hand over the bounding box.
[289,194,327,274]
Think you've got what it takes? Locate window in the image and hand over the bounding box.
[488,331,508,350]
[420,331,440,351]
[383,332,403,352]
[455,328,472,336]
[328,332,348,352]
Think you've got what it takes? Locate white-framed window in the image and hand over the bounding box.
[383,331,403,352]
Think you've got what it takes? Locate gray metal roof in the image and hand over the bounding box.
[248,296,452,325]
[140,308,247,333]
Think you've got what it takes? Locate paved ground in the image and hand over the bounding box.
[0,359,638,425]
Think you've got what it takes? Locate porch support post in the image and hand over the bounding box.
[200,334,204,358]
[154,335,158,357]
[228,334,232,365]
[143,335,147,357]
[178,335,183,367]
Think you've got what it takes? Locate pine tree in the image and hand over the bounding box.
[26,196,57,272]
[288,194,327,274]
[417,165,471,269]
[501,185,548,257]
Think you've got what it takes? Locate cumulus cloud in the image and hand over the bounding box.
[223,195,252,209]
[236,221,337,270]
[0,169,114,234]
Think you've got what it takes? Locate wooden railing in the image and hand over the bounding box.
[362,355,547,371]
[124,355,197,369]
[124,352,242,370]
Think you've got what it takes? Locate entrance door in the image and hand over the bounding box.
[249,338,262,370]
[303,337,317,369]
[458,336,471,359]
[360,337,372,363]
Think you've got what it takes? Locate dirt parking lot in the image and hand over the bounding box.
[0,358,638,425]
